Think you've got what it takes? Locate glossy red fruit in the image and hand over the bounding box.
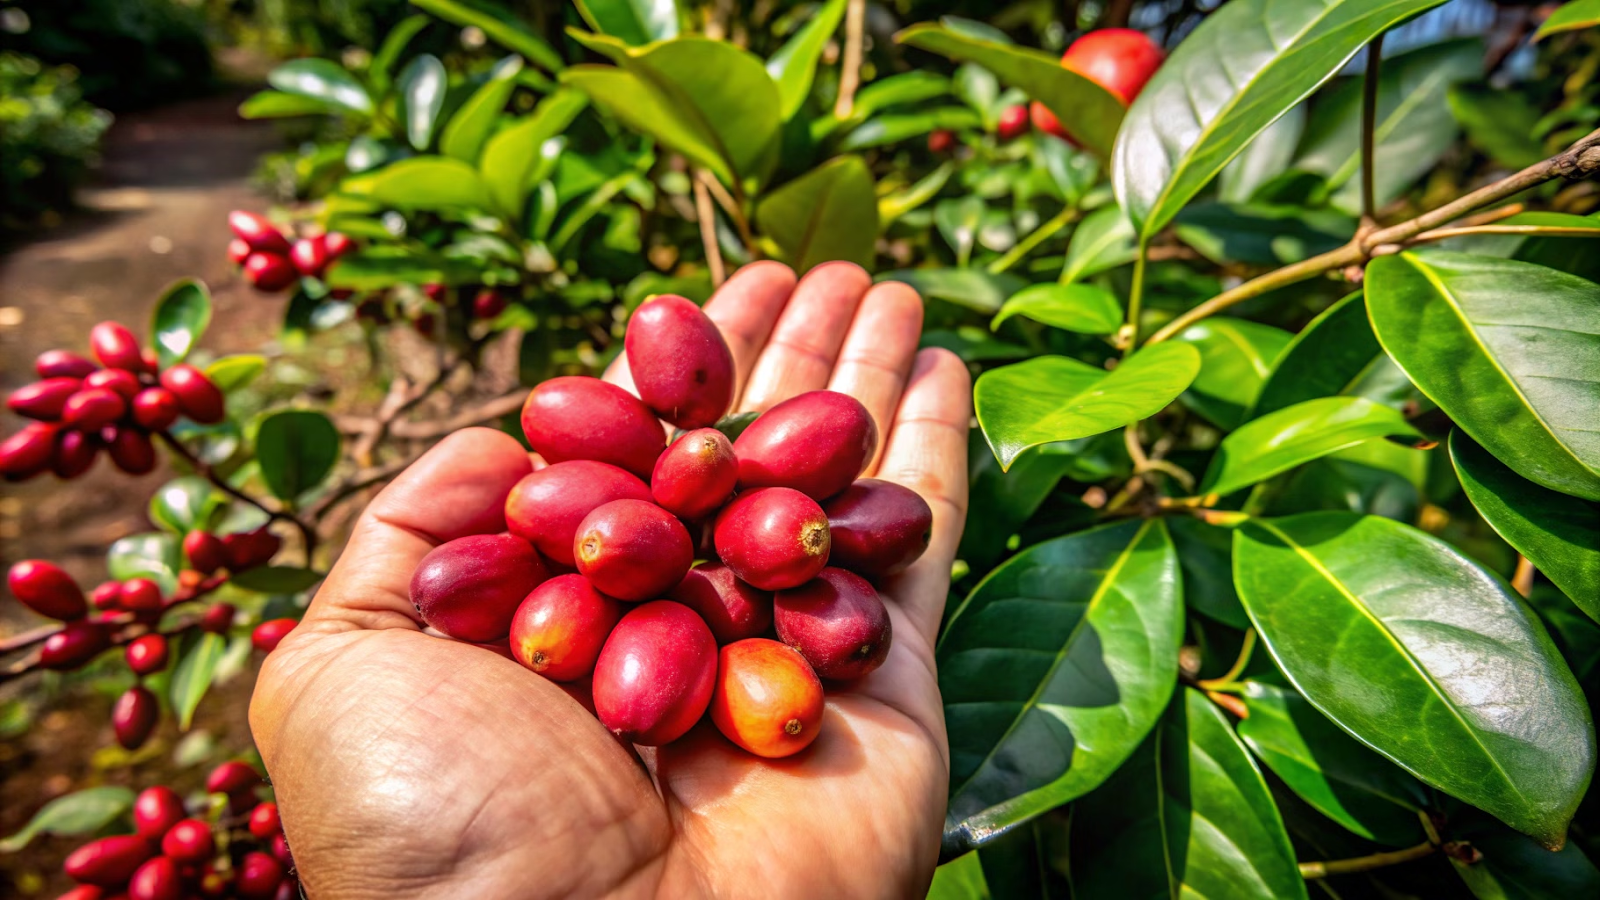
[235,851,284,900]
[107,427,157,475]
[89,322,145,371]
[422,282,447,303]
[8,377,82,419]
[710,638,825,757]
[289,237,329,277]
[206,760,261,796]
[8,559,87,620]
[823,479,933,576]
[159,364,225,424]
[593,601,717,745]
[62,387,128,432]
[85,368,140,400]
[1063,28,1165,104]
[410,533,550,641]
[131,388,181,430]
[200,602,235,634]
[125,634,170,676]
[623,295,735,429]
[183,530,227,574]
[323,231,352,257]
[574,500,694,601]
[472,287,507,319]
[228,238,253,264]
[221,528,281,570]
[668,563,772,645]
[252,618,297,653]
[248,802,281,839]
[733,391,877,500]
[133,786,185,840]
[64,835,154,886]
[521,376,665,479]
[997,104,1030,140]
[161,818,215,863]
[270,832,293,867]
[774,568,892,680]
[36,349,98,379]
[927,128,955,153]
[713,488,831,591]
[1,421,59,480]
[118,577,163,612]
[91,581,122,610]
[244,253,297,291]
[53,428,100,479]
[273,877,300,900]
[651,428,738,520]
[58,885,105,900]
[510,574,624,681]
[113,685,159,749]
[40,620,110,669]
[228,210,291,254]
[505,460,651,568]
[127,854,182,900]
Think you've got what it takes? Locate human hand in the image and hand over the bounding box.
[249,261,972,899]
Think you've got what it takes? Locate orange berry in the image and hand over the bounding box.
[710,639,824,758]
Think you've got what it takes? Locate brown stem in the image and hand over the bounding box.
[1299,841,1438,879]
[1360,34,1385,224]
[388,390,526,439]
[1512,555,1535,597]
[699,170,756,257]
[694,173,727,287]
[833,0,866,119]
[157,431,317,562]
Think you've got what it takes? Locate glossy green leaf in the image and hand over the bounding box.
[267,58,373,114]
[926,852,992,900]
[767,0,846,120]
[1447,810,1600,899]
[1449,84,1546,171]
[836,70,951,124]
[574,0,678,45]
[439,56,523,163]
[1168,517,1248,629]
[1537,0,1600,40]
[975,815,1072,898]
[897,22,1124,159]
[256,410,342,502]
[1174,318,1293,430]
[991,284,1122,335]
[976,343,1201,470]
[877,269,1024,314]
[880,161,954,225]
[1452,431,1600,621]
[1217,104,1306,204]
[1237,681,1428,845]
[1112,0,1449,239]
[1252,292,1386,418]
[1059,205,1135,284]
[0,787,135,852]
[170,632,227,730]
[939,519,1183,851]
[1528,585,1600,684]
[205,355,267,394]
[1070,689,1308,900]
[107,532,182,596]
[1234,512,1595,847]
[325,247,477,290]
[230,566,324,594]
[1173,202,1354,267]
[410,0,563,72]
[238,90,336,119]
[1263,438,1426,521]
[149,476,221,536]
[150,278,211,368]
[1367,251,1600,501]
[480,89,587,219]
[1200,397,1422,498]
[367,157,494,210]
[837,108,983,150]
[755,156,877,272]
[398,54,447,150]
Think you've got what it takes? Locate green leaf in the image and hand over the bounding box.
[230,566,324,594]
[1168,517,1248,629]
[1237,681,1428,845]
[1537,0,1600,40]
[325,248,474,291]
[1112,0,1449,239]
[150,279,212,369]
[371,14,430,92]
[368,157,494,210]
[574,0,678,45]
[480,89,587,219]
[837,108,983,151]
[1174,318,1293,430]
[991,283,1122,335]
[169,632,227,731]
[844,70,952,120]
[754,156,877,272]
[877,269,1024,314]
[238,90,336,119]
[149,476,221,536]
[563,34,781,186]
[439,56,523,163]
[939,519,1184,851]
[205,355,267,394]
[1452,431,1600,622]
[1217,104,1306,204]
[1199,397,1423,498]
[958,433,1097,575]
[267,58,373,114]
[879,161,954,225]
[1447,809,1600,899]
[410,0,564,72]
[1070,689,1308,900]
[975,343,1201,471]
[1234,512,1595,847]
[1172,202,1354,267]
[1367,251,1600,501]
[255,410,342,502]
[1252,292,1385,418]
[897,22,1124,159]
[1449,83,1546,171]
[926,852,992,900]
[1059,205,1135,284]
[0,787,136,852]
[108,532,182,596]
[398,54,447,150]
[767,0,846,120]
[935,196,985,267]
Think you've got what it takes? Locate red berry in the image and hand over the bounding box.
[221,528,281,571]
[270,832,293,867]
[251,618,297,653]
[927,128,956,153]
[40,620,110,669]
[90,581,122,610]
[131,388,181,430]
[244,252,298,291]
[107,427,157,475]
[118,578,163,612]
[520,376,665,479]
[84,368,141,400]
[422,282,447,303]
[160,818,215,864]
[510,574,624,681]
[623,295,735,429]
[159,364,225,424]
[61,388,128,432]
[774,568,892,681]
[274,876,300,900]
[228,211,292,254]
[7,559,88,620]
[733,391,877,501]
[113,685,159,749]
[8,377,82,419]
[593,601,717,745]
[132,786,185,840]
[89,322,145,371]
[997,104,1030,140]
[712,488,831,591]
[228,238,253,264]
[64,834,155,886]
[504,460,651,568]
[248,802,282,839]
[36,349,98,379]
[183,531,227,574]
[1063,28,1165,105]
[822,479,933,576]
[472,287,507,319]
[200,602,235,634]
[323,231,352,257]
[127,854,182,900]
[206,760,261,795]
[126,634,170,675]
[1,421,59,481]
[710,638,825,758]
[574,499,694,602]
[651,428,738,520]
[52,429,100,479]
[409,534,550,642]
[288,237,329,277]
[57,886,105,900]
[668,563,773,645]
[235,851,284,900]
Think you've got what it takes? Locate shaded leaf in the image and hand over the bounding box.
[255,410,342,502]
[1200,397,1423,498]
[755,156,877,272]
[1449,83,1546,170]
[1168,517,1248,628]
[1059,205,1135,284]
[170,632,227,731]
[230,566,324,594]
[439,56,523,163]
[1252,292,1385,418]
[0,787,135,852]
[926,852,992,900]
[238,90,336,119]
[1218,104,1306,204]
[150,279,211,369]
[411,0,563,72]
[878,269,1024,313]
[1448,810,1600,899]
[935,196,985,267]
[1173,202,1354,267]
[1174,317,1293,430]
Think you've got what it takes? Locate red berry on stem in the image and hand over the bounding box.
[288,237,329,277]
[127,854,182,900]
[133,786,185,840]
[222,528,281,570]
[244,252,298,291]
[183,530,227,574]
[57,885,106,900]
[774,567,892,681]
[228,211,292,254]
[710,638,825,758]
[1063,28,1165,104]
[823,478,933,576]
[270,832,293,867]
[927,128,955,153]
[118,577,163,612]
[252,618,297,653]
[713,488,831,591]
[574,499,694,602]
[593,601,717,745]
[248,802,282,839]
[668,563,773,645]
[206,760,261,796]
[228,238,253,264]
[323,231,352,257]
[40,620,110,669]
[8,377,82,419]
[505,460,651,568]
[159,364,225,424]
[997,104,1030,140]
[8,559,88,620]
[107,427,157,475]
[89,322,145,371]
[126,634,169,675]
[733,390,877,501]
[131,388,181,430]
[64,835,155,886]
[84,368,140,400]
[510,574,624,681]
[113,685,159,749]
[1,421,59,481]
[409,534,551,642]
[90,581,122,610]
[520,376,665,479]
[36,349,98,379]
[235,851,284,900]
[651,428,737,520]
[161,818,215,864]
[62,388,128,432]
[472,287,507,319]
[53,429,100,479]
[623,294,735,429]
[200,602,235,634]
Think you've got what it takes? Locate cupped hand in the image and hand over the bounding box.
[249,262,972,899]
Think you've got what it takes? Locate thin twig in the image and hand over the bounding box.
[388,390,526,439]
[1300,841,1438,879]
[1198,629,1257,690]
[987,207,1079,275]
[833,0,866,119]
[1360,34,1385,225]
[694,174,727,287]
[1512,555,1535,597]
[305,455,418,521]
[698,170,755,256]
[157,431,317,561]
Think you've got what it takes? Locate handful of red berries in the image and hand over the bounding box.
[225,211,351,292]
[409,295,932,757]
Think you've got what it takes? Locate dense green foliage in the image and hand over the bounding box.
[0,52,112,230]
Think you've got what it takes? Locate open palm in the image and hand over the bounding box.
[249,261,971,899]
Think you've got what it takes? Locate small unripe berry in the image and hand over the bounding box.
[159,364,225,424]
[40,620,110,669]
[107,428,157,475]
[118,578,163,612]
[200,603,235,634]
[0,421,58,480]
[61,387,128,432]
[251,618,297,653]
[126,634,170,676]
[132,785,185,839]
[160,818,215,864]
[7,377,82,420]
[248,801,282,839]
[113,685,159,749]
[205,760,261,796]
[36,349,98,379]
[84,368,141,400]
[197,866,233,899]
[64,834,155,886]
[89,322,145,371]
[131,388,181,430]
[8,559,88,620]
[183,531,227,574]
